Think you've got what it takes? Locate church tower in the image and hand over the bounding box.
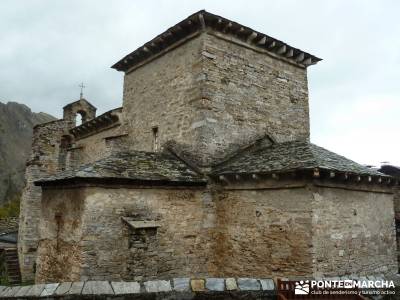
[112,10,321,166]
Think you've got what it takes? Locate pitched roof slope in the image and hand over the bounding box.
[35,151,206,186]
[112,10,321,72]
[213,140,387,177]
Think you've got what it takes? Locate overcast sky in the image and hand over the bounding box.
[1,0,399,167]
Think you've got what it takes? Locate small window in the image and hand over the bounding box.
[152,126,159,151]
[121,217,160,249]
[75,111,86,126]
[55,214,62,251]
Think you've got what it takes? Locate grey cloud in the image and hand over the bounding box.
[0,0,399,165]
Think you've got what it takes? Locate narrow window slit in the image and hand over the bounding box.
[152,126,159,151]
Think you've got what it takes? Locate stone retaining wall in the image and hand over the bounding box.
[0,278,275,299]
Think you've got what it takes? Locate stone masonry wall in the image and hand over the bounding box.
[34,182,398,283]
[36,186,216,282]
[20,100,123,281]
[214,187,313,277]
[36,185,315,283]
[18,119,71,282]
[198,33,309,162]
[35,188,85,283]
[122,32,309,166]
[122,35,203,155]
[71,125,123,166]
[311,186,398,277]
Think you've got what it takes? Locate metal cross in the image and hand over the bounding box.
[79,82,86,99]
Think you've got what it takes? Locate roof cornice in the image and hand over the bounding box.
[69,107,122,140]
[111,10,322,72]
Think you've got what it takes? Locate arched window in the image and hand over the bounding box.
[76,110,87,126]
[62,99,97,127]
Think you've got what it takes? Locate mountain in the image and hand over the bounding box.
[0,101,56,205]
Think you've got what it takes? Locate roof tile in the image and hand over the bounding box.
[213,140,387,177]
[35,151,206,186]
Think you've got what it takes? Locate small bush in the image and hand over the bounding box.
[0,196,20,219]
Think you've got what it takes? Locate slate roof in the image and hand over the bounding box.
[112,10,321,72]
[213,140,388,177]
[35,151,206,186]
[36,141,390,187]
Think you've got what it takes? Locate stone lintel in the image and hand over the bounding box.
[121,217,161,229]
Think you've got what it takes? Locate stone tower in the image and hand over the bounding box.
[113,10,320,166]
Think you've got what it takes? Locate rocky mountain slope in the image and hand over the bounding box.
[0,101,55,205]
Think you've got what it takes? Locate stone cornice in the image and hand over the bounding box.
[111,10,322,72]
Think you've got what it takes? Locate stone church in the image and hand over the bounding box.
[18,10,398,283]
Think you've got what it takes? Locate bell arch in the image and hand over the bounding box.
[63,99,97,127]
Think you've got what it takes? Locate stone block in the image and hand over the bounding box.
[173,278,191,292]
[144,280,172,293]
[237,278,260,290]
[359,277,369,286]
[54,282,72,295]
[67,281,85,295]
[206,278,225,291]
[14,285,33,297]
[331,277,340,281]
[111,281,140,294]
[39,283,58,296]
[376,274,385,282]
[1,286,22,297]
[202,51,217,60]
[259,279,275,291]
[225,278,238,291]
[0,286,6,294]
[191,279,205,292]
[0,287,10,297]
[82,281,114,295]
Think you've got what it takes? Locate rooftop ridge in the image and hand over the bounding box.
[210,134,276,169]
[112,10,322,72]
[62,98,96,110]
